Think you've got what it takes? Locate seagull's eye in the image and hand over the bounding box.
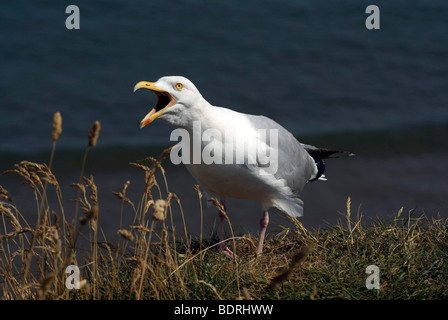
[175,83,184,90]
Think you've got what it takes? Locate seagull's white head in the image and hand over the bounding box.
[134,76,204,128]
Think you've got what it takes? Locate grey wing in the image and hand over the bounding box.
[245,114,317,194]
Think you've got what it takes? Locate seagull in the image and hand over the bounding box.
[134,76,353,256]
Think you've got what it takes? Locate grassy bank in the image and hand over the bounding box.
[1,113,447,300]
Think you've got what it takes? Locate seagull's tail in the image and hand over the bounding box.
[302,144,355,182]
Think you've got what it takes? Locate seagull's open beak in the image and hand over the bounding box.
[133,81,176,128]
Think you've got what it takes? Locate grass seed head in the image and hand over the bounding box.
[268,244,313,290]
[80,204,99,226]
[0,202,21,232]
[118,229,135,242]
[51,112,62,141]
[153,199,167,221]
[88,120,101,147]
[112,181,135,209]
[0,185,12,202]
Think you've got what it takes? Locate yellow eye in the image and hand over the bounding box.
[175,82,184,90]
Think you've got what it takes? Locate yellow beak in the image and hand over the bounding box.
[133,81,165,93]
[133,81,175,128]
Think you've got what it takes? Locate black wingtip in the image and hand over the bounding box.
[304,147,355,160]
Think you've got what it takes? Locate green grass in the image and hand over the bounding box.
[1,113,447,300]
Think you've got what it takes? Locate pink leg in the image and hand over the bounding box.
[257,211,269,256]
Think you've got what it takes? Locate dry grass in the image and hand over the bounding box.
[1,112,447,300]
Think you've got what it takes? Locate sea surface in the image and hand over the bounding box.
[1,1,447,239]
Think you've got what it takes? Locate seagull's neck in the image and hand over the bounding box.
[176,97,217,131]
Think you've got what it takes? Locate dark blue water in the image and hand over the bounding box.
[1,0,447,154]
[1,1,447,234]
